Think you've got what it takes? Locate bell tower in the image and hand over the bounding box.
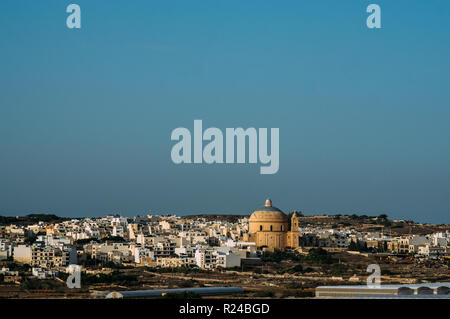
[290,211,299,232]
[287,211,300,248]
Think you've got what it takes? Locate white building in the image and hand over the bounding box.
[134,247,154,264]
[194,247,241,269]
[32,267,58,279]
[13,245,32,263]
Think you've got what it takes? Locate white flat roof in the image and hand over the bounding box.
[317,282,450,289]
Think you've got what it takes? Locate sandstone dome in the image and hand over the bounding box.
[247,198,300,251]
[249,198,288,222]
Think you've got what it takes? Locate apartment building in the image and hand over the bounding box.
[387,237,410,254]
[31,245,77,268]
[194,247,241,269]
[13,245,32,263]
[156,256,196,268]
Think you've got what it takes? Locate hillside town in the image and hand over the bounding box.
[0,199,449,298]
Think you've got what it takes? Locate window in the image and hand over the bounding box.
[260,225,263,231]
[270,225,273,231]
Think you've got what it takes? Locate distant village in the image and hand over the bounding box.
[1,201,449,287]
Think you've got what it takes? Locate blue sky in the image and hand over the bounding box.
[0,1,449,223]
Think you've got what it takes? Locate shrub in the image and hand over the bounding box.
[160,291,201,299]
[255,290,275,298]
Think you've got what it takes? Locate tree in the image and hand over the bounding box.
[24,233,37,245]
[361,242,368,252]
[349,240,358,251]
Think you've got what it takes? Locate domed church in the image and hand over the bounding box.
[247,198,300,251]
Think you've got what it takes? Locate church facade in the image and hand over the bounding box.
[246,198,300,251]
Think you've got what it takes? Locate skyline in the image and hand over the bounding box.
[1,1,450,223]
[0,200,445,225]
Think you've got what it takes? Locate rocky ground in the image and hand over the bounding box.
[1,249,448,299]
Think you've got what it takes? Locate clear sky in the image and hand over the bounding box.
[0,1,449,223]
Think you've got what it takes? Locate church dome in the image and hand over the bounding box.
[249,198,287,221]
